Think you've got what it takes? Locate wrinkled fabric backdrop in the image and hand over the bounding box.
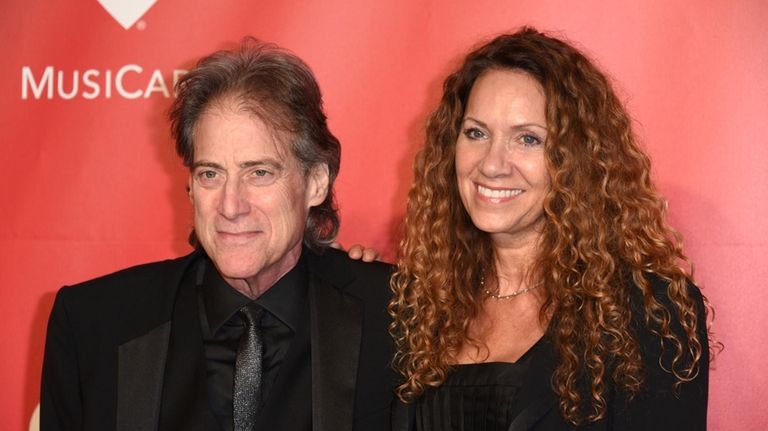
[1,1,766,429]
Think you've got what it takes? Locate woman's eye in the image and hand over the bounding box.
[463,128,486,140]
[521,134,542,146]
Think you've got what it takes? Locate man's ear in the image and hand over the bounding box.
[187,175,194,203]
[306,163,330,207]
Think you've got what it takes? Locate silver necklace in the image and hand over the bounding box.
[481,276,540,300]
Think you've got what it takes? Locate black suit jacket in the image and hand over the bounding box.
[41,247,399,431]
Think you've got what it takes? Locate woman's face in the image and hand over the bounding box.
[455,68,550,246]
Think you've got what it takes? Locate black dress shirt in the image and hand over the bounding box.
[197,253,309,431]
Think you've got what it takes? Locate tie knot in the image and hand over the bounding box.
[239,303,264,328]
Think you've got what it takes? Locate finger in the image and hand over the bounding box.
[362,248,379,262]
[347,245,364,259]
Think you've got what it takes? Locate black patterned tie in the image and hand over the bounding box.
[233,303,265,431]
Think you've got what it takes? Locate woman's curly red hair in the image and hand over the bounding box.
[389,27,715,425]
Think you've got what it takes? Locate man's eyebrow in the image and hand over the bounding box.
[191,161,224,170]
[240,159,283,169]
[191,159,285,170]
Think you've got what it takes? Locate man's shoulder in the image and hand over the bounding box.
[56,251,200,306]
[308,247,393,279]
[306,247,393,298]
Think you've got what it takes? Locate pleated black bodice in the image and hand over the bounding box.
[414,338,545,431]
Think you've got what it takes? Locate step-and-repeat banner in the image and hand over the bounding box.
[2,1,766,429]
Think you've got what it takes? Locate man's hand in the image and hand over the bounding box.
[331,242,380,262]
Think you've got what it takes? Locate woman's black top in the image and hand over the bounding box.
[409,276,710,431]
[415,338,544,431]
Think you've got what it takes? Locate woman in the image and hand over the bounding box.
[389,28,712,430]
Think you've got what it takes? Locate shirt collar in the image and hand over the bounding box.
[199,250,309,334]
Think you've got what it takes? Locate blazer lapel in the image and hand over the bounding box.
[507,338,558,431]
[308,253,363,431]
[391,400,415,431]
[115,250,207,431]
[116,321,172,431]
[507,392,557,431]
[156,264,217,431]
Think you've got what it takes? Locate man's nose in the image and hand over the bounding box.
[218,178,250,219]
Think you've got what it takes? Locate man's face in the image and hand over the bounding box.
[189,100,328,295]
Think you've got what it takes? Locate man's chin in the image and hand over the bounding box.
[208,254,264,278]
[217,264,263,281]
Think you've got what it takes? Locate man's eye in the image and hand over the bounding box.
[196,170,220,182]
[463,128,486,140]
[246,168,277,186]
[195,170,224,187]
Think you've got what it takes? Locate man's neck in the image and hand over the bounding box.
[224,245,303,299]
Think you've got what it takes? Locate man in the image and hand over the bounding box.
[41,39,398,431]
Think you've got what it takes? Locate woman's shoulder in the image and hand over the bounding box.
[627,271,709,368]
[606,272,710,430]
[628,272,705,320]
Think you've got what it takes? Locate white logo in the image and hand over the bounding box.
[21,65,188,100]
[97,0,158,29]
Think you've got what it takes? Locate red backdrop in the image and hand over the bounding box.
[2,1,766,429]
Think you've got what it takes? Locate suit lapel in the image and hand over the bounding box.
[308,251,364,431]
[116,321,172,431]
[159,261,219,431]
[115,251,212,431]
